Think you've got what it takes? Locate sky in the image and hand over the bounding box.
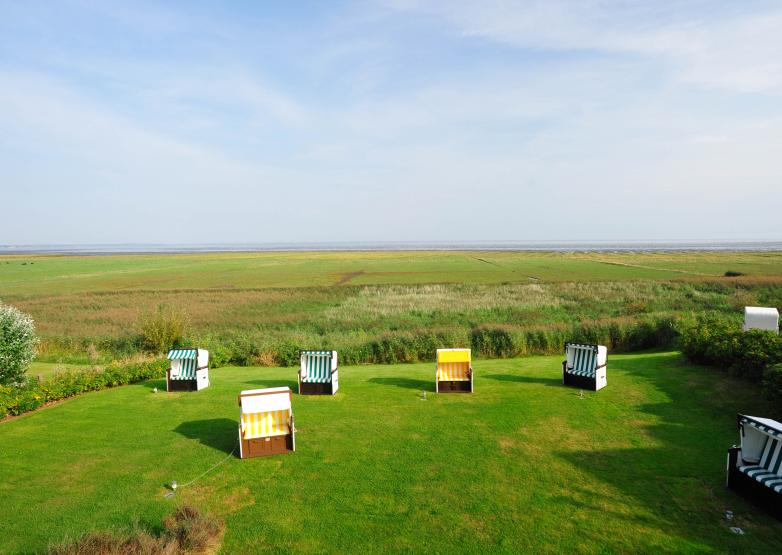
[1,0,781,244]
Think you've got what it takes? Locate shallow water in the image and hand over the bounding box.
[1,240,781,254]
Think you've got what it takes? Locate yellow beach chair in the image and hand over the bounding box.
[436,348,473,393]
[238,387,295,459]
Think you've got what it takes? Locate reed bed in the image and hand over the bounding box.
[16,279,780,367]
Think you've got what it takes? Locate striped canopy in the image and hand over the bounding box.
[741,415,782,439]
[565,343,598,378]
[301,350,334,384]
[167,349,197,360]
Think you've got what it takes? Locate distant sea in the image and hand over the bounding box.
[1,241,781,254]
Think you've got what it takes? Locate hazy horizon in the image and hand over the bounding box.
[3,239,782,255]
[2,1,781,244]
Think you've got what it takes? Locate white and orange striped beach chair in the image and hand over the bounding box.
[238,387,295,459]
[436,348,473,393]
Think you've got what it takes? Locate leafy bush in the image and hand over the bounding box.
[207,343,232,368]
[139,305,188,352]
[679,317,781,379]
[0,303,39,385]
[0,359,167,418]
[680,316,782,405]
[471,327,518,358]
[48,505,222,555]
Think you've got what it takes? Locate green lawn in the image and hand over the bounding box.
[1,352,780,553]
[26,362,86,382]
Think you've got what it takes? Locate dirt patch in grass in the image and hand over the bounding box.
[334,270,366,286]
[497,436,521,451]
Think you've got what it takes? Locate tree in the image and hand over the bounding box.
[0,302,39,385]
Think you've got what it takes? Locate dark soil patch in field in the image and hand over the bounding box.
[334,270,366,286]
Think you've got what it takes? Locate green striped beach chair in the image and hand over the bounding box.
[562,343,607,391]
[728,414,782,518]
[166,348,210,392]
[298,350,338,395]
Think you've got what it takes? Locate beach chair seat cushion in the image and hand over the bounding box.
[241,410,291,440]
[437,361,471,381]
[738,435,782,492]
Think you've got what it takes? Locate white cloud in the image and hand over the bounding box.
[386,0,782,94]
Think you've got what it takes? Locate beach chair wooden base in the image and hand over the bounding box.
[562,370,598,391]
[240,433,294,459]
[299,381,334,395]
[166,376,199,392]
[437,380,472,393]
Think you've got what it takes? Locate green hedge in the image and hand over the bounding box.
[679,317,782,406]
[679,317,782,379]
[0,359,167,418]
[193,316,681,368]
[469,316,679,359]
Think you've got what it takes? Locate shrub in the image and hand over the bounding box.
[208,343,232,368]
[679,317,782,378]
[48,505,222,555]
[274,340,301,367]
[0,303,39,385]
[471,327,518,358]
[139,305,188,352]
[0,359,167,419]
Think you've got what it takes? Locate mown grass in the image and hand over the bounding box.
[1,352,781,554]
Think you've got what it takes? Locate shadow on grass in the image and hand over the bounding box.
[484,373,561,386]
[174,418,237,454]
[139,378,167,391]
[369,377,435,391]
[555,352,782,551]
[246,379,298,391]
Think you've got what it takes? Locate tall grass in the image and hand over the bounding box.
[18,279,782,366]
